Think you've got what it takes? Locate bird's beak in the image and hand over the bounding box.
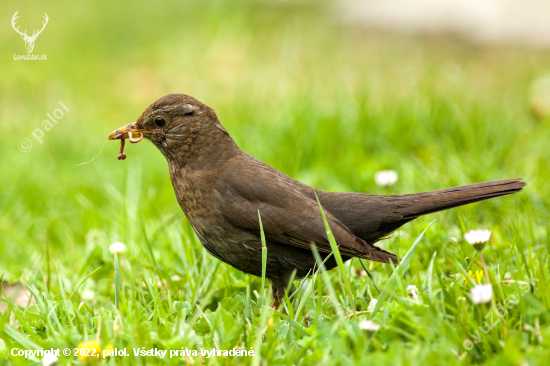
[107,122,153,140]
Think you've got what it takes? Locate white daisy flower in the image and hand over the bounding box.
[470,284,493,304]
[109,242,127,254]
[42,352,58,366]
[407,285,419,302]
[359,319,380,332]
[81,289,95,300]
[374,170,398,187]
[464,229,491,251]
[367,298,378,312]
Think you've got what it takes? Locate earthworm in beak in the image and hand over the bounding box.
[128,130,144,143]
[117,139,127,160]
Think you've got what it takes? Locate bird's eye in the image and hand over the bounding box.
[154,117,166,127]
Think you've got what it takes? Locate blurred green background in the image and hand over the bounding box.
[1,0,549,364]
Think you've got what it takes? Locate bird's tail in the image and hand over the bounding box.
[315,178,525,262]
[393,178,526,219]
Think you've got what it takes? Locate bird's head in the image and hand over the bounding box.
[108,94,234,163]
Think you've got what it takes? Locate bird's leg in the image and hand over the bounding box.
[270,277,298,314]
[270,280,286,310]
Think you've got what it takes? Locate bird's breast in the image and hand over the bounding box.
[168,168,215,217]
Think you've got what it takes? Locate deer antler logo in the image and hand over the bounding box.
[12,11,49,54]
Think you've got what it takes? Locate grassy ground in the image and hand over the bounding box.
[1,0,550,364]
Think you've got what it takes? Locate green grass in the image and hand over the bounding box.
[1,0,550,364]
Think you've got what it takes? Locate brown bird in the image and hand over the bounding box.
[108,94,525,308]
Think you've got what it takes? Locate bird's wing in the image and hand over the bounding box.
[215,161,397,263]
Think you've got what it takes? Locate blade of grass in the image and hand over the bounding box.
[251,306,270,366]
[372,220,435,316]
[315,194,356,315]
[311,243,344,318]
[293,255,334,321]
[141,224,158,268]
[258,210,268,302]
[69,266,102,299]
[45,239,51,291]
[114,253,121,309]
[359,260,381,294]
[427,251,437,295]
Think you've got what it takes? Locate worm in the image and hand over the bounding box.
[117,139,127,160]
[128,130,144,143]
[116,131,143,160]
